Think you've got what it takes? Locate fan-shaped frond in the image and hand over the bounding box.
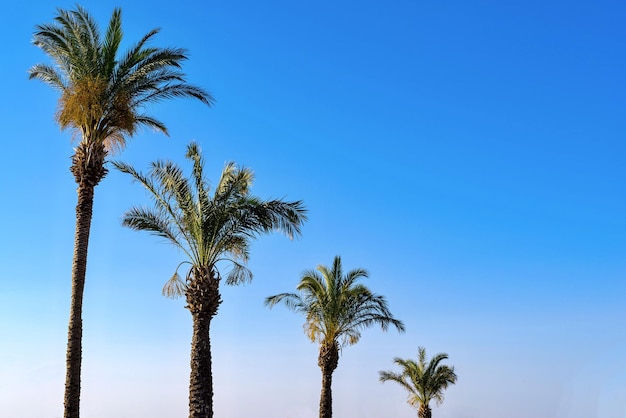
[224,261,253,286]
[162,270,187,299]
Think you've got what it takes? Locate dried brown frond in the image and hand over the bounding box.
[56,76,135,153]
[162,271,187,299]
[103,90,135,153]
[56,76,107,132]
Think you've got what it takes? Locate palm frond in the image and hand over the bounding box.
[129,114,168,135]
[379,370,416,396]
[162,270,187,299]
[102,8,123,78]
[186,142,211,216]
[121,206,184,248]
[135,82,214,106]
[265,292,304,311]
[224,261,253,286]
[28,64,66,90]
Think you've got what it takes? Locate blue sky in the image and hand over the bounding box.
[1,0,625,417]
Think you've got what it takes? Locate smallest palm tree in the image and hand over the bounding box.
[379,347,457,418]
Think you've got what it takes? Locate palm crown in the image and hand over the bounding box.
[266,256,405,347]
[29,6,213,154]
[379,347,457,413]
[113,142,307,297]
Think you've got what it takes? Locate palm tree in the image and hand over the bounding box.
[265,256,405,418]
[379,347,457,418]
[29,6,212,417]
[112,141,307,418]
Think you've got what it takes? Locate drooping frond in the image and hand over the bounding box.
[378,369,419,400]
[130,114,168,135]
[135,82,213,106]
[28,63,66,90]
[265,292,305,312]
[224,260,253,286]
[162,270,188,299]
[120,206,185,250]
[248,199,307,239]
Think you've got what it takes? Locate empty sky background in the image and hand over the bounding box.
[1,0,625,417]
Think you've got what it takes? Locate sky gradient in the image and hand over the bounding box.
[1,1,625,417]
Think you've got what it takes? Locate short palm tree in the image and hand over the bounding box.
[29,6,212,417]
[265,256,405,418]
[379,347,457,418]
[113,141,307,418]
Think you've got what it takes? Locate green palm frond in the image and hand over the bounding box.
[215,162,252,201]
[265,292,304,311]
[28,63,66,90]
[130,114,168,135]
[101,9,122,77]
[378,370,418,399]
[121,206,185,248]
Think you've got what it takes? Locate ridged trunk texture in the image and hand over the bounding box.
[418,404,432,418]
[318,341,339,418]
[187,266,222,418]
[64,141,107,418]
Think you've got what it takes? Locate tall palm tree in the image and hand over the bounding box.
[112,141,307,418]
[29,6,212,417]
[265,256,405,418]
[379,347,457,418]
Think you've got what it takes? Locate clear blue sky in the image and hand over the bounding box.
[1,0,625,417]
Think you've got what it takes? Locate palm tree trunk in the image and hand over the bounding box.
[418,404,432,418]
[318,341,339,418]
[187,267,221,418]
[64,182,96,418]
[64,142,107,418]
[189,312,214,418]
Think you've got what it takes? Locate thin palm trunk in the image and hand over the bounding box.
[64,142,107,418]
[64,182,96,418]
[189,312,214,418]
[318,342,339,418]
[319,368,333,418]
